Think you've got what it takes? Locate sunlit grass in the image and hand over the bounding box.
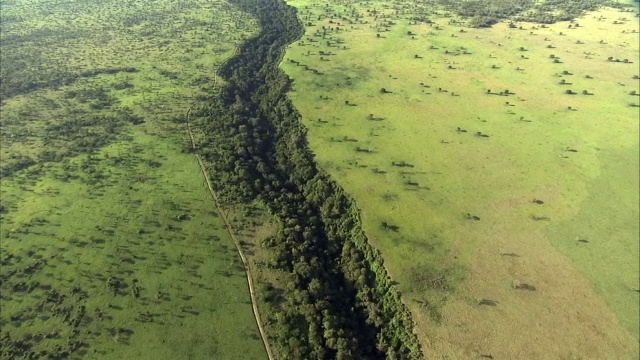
[0,0,266,358]
[282,0,639,357]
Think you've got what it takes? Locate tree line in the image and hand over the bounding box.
[195,0,423,358]
[436,0,628,27]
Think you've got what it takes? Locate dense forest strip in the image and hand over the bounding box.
[186,107,274,360]
[194,0,424,358]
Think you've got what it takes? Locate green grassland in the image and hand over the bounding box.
[0,0,268,358]
[282,0,639,358]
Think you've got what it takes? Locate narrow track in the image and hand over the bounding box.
[185,103,275,360]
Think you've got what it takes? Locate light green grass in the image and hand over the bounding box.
[282,0,639,357]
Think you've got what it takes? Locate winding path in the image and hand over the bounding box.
[185,98,274,360]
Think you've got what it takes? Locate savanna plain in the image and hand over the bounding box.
[281,0,639,358]
[1,0,267,358]
[1,0,639,359]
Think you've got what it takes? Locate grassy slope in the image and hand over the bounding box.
[282,1,639,358]
[0,0,267,358]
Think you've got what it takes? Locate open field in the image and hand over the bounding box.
[0,0,268,358]
[282,0,640,358]
[2,0,638,357]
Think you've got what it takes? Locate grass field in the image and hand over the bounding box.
[0,0,268,358]
[281,0,639,358]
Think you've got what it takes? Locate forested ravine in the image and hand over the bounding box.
[196,0,423,358]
